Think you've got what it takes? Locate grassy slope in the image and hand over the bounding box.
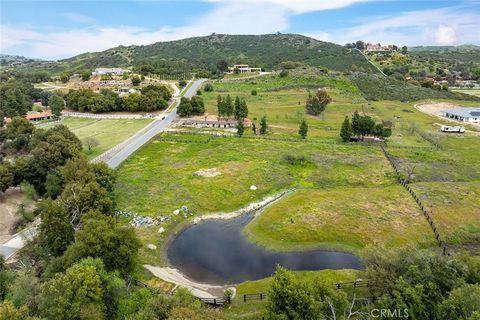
[13,34,376,74]
[115,71,478,270]
[43,118,153,159]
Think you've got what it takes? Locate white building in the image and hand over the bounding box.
[228,64,262,73]
[442,107,480,123]
[92,68,127,76]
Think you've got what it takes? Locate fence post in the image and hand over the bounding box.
[260,293,263,300]
[244,295,246,302]
[214,298,217,309]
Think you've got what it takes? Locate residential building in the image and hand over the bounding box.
[442,107,480,123]
[92,68,127,76]
[228,64,262,73]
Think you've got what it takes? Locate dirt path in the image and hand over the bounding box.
[144,265,234,298]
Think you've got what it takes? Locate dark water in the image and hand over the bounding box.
[167,214,362,285]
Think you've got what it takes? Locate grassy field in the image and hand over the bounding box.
[451,88,480,97]
[244,185,435,253]
[42,117,153,159]
[114,72,479,285]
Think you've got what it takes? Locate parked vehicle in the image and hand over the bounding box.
[441,125,465,133]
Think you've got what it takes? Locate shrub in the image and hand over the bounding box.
[251,89,258,96]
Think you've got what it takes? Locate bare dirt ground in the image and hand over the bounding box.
[194,168,222,178]
[415,102,461,117]
[144,265,233,298]
[0,188,30,243]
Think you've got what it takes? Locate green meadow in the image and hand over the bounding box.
[43,117,153,159]
[114,72,479,278]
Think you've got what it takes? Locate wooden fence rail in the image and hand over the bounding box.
[380,146,448,255]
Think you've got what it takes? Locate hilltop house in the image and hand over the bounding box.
[365,44,394,52]
[442,107,480,123]
[228,64,262,73]
[92,68,127,76]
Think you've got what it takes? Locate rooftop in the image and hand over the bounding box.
[441,107,480,118]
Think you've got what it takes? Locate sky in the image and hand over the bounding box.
[1,0,479,60]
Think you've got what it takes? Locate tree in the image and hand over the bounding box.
[217,59,229,72]
[340,116,352,142]
[60,72,71,83]
[38,199,74,256]
[236,121,245,137]
[60,182,112,228]
[0,256,14,302]
[49,94,65,117]
[81,72,91,81]
[401,46,408,54]
[190,96,205,114]
[0,164,13,193]
[64,211,141,275]
[177,97,193,117]
[178,80,187,88]
[298,119,308,139]
[91,162,116,193]
[351,111,361,138]
[0,82,33,117]
[316,88,332,107]
[355,40,366,50]
[358,115,375,139]
[0,301,29,320]
[39,262,104,320]
[234,97,248,120]
[131,75,141,86]
[8,271,41,316]
[83,137,99,152]
[440,284,480,320]
[267,266,315,319]
[279,70,288,77]
[216,95,223,118]
[203,83,213,92]
[224,95,233,118]
[305,89,331,116]
[260,115,268,135]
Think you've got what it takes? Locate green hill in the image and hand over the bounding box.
[16,34,377,75]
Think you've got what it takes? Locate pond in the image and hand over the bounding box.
[167,213,362,285]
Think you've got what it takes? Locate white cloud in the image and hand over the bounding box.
[308,7,480,46]
[434,25,458,45]
[63,13,97,24]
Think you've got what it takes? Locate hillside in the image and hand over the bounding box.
[14,34,377,75]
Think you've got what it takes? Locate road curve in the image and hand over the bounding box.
[105,78,207,169]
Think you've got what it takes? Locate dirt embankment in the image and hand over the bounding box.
[0,188,34,243]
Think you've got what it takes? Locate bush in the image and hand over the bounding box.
[279,70,289,77]
[251,89,258,96]
[203,83,214,92]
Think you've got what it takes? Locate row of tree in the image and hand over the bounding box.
[340,111,392,142]
[216,95,249,120]
[64,85,172,113]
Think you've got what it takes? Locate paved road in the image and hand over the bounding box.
[105,78,207,169]
[0,79,208,261]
